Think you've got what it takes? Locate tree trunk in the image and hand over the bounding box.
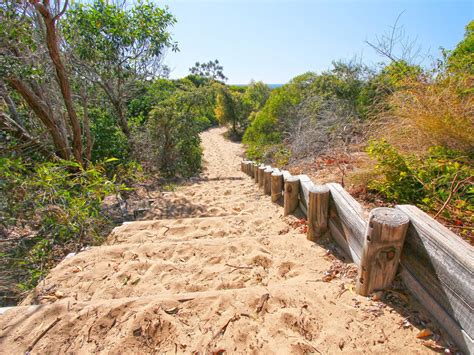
[32,1,83,165]
[115,99,131,138]
[7,78,71,160]
[81,88,93,163]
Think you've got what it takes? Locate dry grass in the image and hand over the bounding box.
[372,76,474,154]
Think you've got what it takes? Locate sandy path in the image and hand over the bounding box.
[0,128,433,354]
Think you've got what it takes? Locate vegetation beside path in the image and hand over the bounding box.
[242,21,473,243]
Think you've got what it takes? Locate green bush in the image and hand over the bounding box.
[367,140,473,223]
[147,96,202,177]
[194,115,212,131]
[0,158,129,293]
[89,108,129,163]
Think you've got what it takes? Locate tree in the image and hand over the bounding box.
[445,20,474,75]
[189,60,227,81]
[63,0,177,138]
[243,81,271,112]
[1,0,83,163]
[214,87,238,132]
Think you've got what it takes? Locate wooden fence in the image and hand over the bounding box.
[241,160,473,354]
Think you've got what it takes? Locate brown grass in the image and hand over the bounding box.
[372,76,474,154]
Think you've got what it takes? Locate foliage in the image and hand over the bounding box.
[0,157,129,295]
[215,87,239,133]
[145,92,203,177]
[445,20,474,75]
[367,140,473,226]
[189,59,227,81]
[89,108,129,162]
[63,0,177,137]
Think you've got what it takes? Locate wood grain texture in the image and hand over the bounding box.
[284,176,300,216]
[307,184,330,242]
[327,183,367,265]
[248,162,254,177]
[356,208,409,296]
[396,205,474,352]
[400,266,473,355]
[271,171,284,202]
[263,167,273,195]
[298,175,313,209]
[253,164,259,183]
[258,166,266,188]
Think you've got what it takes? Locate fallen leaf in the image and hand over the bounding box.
[164,307,179,315]
[54,291,64,298]
[122,275,131,286]
[422,339,444,351]
[322,274,335,282]
[72,265,83,273]
[416,328,433,338]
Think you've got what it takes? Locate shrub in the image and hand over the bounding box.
[194,115,212,131]
[384,76,474,153]
[0,158,128,299]
[367,140,473,227]
[89,108,129,163]
[146,97,202,177]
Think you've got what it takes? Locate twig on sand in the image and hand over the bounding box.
[224,263,253,274]
[26,317,61,353]
[256,293,270,314]
[224,263,253,270]
[210,313,241,343]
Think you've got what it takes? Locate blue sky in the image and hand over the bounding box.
[161,0,473,84]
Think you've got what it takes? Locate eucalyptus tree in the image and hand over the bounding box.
[63,0,177,138]
[189,60,228,82]
[1,0,83,163]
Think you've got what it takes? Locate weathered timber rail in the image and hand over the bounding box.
[241,160,473,354]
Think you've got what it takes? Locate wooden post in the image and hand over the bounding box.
[258,165,266,188]
[247,161,254,177]
[284,176,300,216]
[356,207,409,296]
[253,163,259,183]
[263,167,273,195]
[271,171,284,202]
[307,184,330,241]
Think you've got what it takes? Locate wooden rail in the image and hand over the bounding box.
[241,160,473,354]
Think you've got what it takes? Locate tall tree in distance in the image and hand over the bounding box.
[189,59,228,82]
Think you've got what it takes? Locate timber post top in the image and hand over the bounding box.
[369,207,410,227]
[308,184,329,194]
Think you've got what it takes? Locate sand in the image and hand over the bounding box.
[0,127,434,354]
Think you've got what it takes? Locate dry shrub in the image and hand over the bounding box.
[288,96,365,161]
[375,76,474,154]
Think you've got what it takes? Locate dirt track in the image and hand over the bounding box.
[0,128,433,354]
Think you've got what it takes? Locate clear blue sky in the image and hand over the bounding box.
[161,0,473,84]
